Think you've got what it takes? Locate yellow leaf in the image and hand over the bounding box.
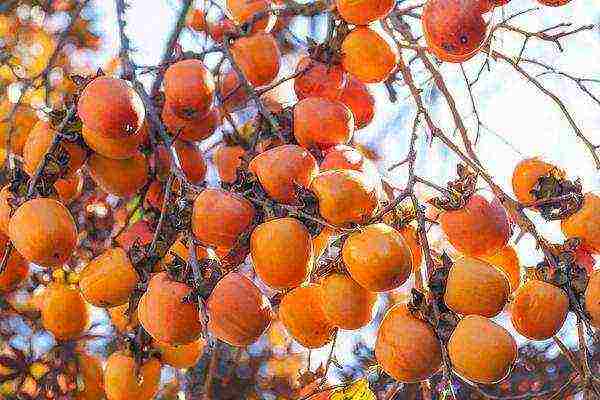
[330,378,375,400]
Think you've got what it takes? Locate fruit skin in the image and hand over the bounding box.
[108,303,139,332]
[444,257,510,318]
[479,0,511,13]
[82,124,144,160]
[74,353,105,400]
[336,0,394,25]
[155,338,206,369]
[250,217,313,289]
[585,270,600,328]
[294,97,354,150]
[511,280,569,340]
[342,223,412,292]
[226,0,272,31]
[192,188,256,248]
[213,144,245,183]
[449,316,517,385]
[341,27,398,83]
[41,282,89,340]
[138,272,203,345]
[207,272,272,346]
[480,246,521,292]
[9,198,77,268]
[219,71,248,112]
[0,101,36,155]
[103,352,161,400]
[320,273,376,330]
[422,0,487,63]
[375,304,441,383]
[87,152,148,197]
[77,76,145,139]
[0,249,28,294]
[164,59,215,120]
[249,144,318,204]
[173,141,207,185]
[310,169,379,226]
[440,194,511,257]
[230,33,281,87]
[400,226,423,271]
[294,57,346,100]
[512,157,564,204]
[338,75,375,129]
[279,285,336,348]
[186,8,206,31]
[320,144,380,187]
[55,172,84,204]
[79,247,139,307]
[162,103,220,142]
[23,120,86,176]
[561,193,600,254]
[537,0,572,5]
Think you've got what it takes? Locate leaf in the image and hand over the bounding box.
[330,379,375,400]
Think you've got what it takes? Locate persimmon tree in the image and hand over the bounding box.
[0,0,599,399]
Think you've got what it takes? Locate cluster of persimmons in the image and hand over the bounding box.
[0,0,598,399]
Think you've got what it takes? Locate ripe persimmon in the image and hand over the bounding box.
[336,0,394,25]
[23,120,85,176]
[375,304,441,382]
[585,270,600,328]
[104,352,160,400]
[87,152,148,197]
[9,198,77,268]
[310,169,379,226]
[342,223,412,292]
[422,0,487,63]
[226,0,272,31]
[55,172,84,204]
[41,282,89,340]
[77,76,145,139]
[0,249,28,294]
[108,303,139,332]
[138,272,203,345]
[312,226,335,259]
[440,194,510,257]
[480,246,521,292]
[0,101,36,155]
[219,70,248,112]
[320,144,377,177]
[74,353,105,400]
[293,97,354,150]
[512,157,564,204]
[338,75,375,129]
[448,315,516,384]
[162,103,220,142]
[186,8,206,31]
[250,217,313,289]
[82,124,144,160]
[212,144,246,184]
[537,0,571,5]
[444,257,510,317]
[155,338,206,369]
[561,193,600,253]
[79,247,139,307]
[0,185,15,234]
[230,32,281,87]
[279,285,336,348]
[479,0,511,13]
[293,57,346,100]
[172,141,207,185]
[320,273,376,330]
[160,238,211,271]
[510,280,569,340]
[249,144,318,204]
[207,272,271,346]
[208,18,237,43]
[341,27,398,83]
[164,59,215,120]
[192,188,256,248]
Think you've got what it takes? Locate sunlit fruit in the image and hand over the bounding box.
[279,285,336,348]
[155,338,206,369]
[512,157,564,204]
[79,247,139,307]
[0,248,28,294]
[87,152,148,197]
[230,32,281,87]
[479,0,511,13]
[537,0,572,5]
[439,194,511,257]
[164,59,215,120]
[75,353,105,400]
[336,0,394,25]
[192,188,256,248]
[320,144,380,185]
[294,57,345,100]
[207,272,271,346]
[186,8,206,31]
[108,303,139,332]
[585,270,600,328]
[338,75,375,129]
[104,352,160,400]
[162,103,220,142]
[480,246,521,292]
[510,280,569,340]
[41,282,89,340]
[208,18,237,43]
[294,97,354,150]
[561,193,600,254]
[342,223,412,292]
[249,144,318,204]
[77,76,145,139]
[250,217,313,289]
[341,27,398,83]
[444,257,510,317]
[9,198,77,268]
[310,169,379,226]
[320,273,376,330]
[138,272,203,345]
[375,304,442,382]
[212,144,245,183]
[82,124,144,160]
[448,315,517,384]
[226,0,272,31]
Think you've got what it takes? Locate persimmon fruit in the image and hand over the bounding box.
[108,303,139,332]
[341,27,398,83]
[585,270,600,328]
[82,124,144,160]
[87,152,148,197]
[294,57,346,100]
[338,75,375,129]
[41,282,89,340]
[0,249,28,294]
[561,193,600,254]
[212,144,246,184]
[162,103,220,142]
[480,246,521,292]
[320,273,376,330]
[75,353,105,400]
[293,97,354,150]
[335,0,394,25]
[226,0,272,31]
[512,157,564,204]
[103,352,160,400]
[164,59,215,120]
[230,32,281,87]
[155,338,206,369]
[172,141,207,185]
